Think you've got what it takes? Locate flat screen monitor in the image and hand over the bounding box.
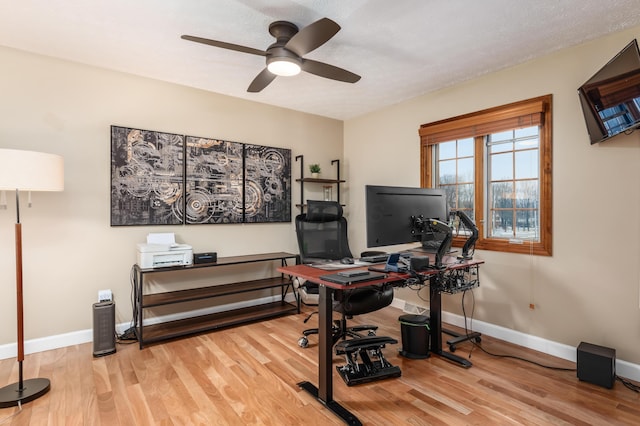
[578,39,640,144]
[365,185,448,249]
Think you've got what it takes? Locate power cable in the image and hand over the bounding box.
[116,266,138,343]
[457,287,575,372]
[0,400,22,424]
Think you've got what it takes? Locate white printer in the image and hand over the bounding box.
[136,233,193,269]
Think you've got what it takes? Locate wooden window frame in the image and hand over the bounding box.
[419,95,552,256]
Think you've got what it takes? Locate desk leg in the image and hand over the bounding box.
[297,285,362,425]
[429,280,472,368]
[317,285,332,402]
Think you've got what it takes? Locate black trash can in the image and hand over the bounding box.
[398,314,430,359]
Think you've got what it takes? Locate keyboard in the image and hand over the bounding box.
[359,254,389,263]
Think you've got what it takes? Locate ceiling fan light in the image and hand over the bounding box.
[267,58,301,76]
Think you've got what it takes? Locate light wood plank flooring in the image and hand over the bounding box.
[1,306,639,425]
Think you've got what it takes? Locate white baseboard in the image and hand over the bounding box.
[3,296,639,384]
[391,298,640,382]
[0,294,296,361]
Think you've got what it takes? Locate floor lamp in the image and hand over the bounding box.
[0,149,64,408]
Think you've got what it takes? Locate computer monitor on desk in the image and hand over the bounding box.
[365,185,452,267]
[365,185,448,248]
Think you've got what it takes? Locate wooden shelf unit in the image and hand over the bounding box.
[133,252,299,348]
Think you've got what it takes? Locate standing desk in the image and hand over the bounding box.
[278,255,483,425]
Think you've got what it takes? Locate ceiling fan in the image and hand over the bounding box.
[181,17,361,92]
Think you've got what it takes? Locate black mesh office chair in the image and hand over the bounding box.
[294,200,394,348]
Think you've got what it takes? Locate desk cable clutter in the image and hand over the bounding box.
[433,265,480,294]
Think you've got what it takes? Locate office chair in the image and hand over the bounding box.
[294,200,394,348]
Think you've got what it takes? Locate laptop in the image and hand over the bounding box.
[319,271,387,285]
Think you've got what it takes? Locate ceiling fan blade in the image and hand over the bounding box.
[285,18,340,57]
[181,35,267,56]
[247,68,277,92]
[301,59,361,83]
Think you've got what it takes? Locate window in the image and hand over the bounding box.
[437,138,475,218]
[419,95,552,256]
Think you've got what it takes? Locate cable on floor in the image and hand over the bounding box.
[0,400,22,424]
[457,289,576,372]
[616,375,640,392]
[115,266,139,344]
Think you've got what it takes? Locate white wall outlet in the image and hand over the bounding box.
[98,289,113,302]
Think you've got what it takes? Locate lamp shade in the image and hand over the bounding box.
[0,149,64,191]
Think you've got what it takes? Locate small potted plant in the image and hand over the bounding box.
[309,164,321,178]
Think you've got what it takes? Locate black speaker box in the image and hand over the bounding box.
[194,252,217,264]
[93,301,116,357]
[577,341,615,389]
[410,256,430,271]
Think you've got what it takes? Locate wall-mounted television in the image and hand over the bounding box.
[578,39,640,144]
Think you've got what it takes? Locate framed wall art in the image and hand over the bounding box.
[110,126,291,226]
[110,126,185,226]
[244,144,291,223]
[184,136,244,224]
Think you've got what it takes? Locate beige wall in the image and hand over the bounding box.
[344,26,640,363]
[3,25,640,366]
[0,46,342,345]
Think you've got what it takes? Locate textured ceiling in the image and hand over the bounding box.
[2,0,640,120]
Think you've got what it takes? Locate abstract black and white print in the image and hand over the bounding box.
[110,126,185,226]
[184,136,244,224]
[111,126,291,226]
[244,144,291,223]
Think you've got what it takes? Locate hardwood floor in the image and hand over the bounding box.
[1,306,639,425]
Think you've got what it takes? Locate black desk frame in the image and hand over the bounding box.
[280,259,482,426]
[297,284,361,424]
[427,273,473,368]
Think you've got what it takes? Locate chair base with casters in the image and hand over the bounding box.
[335,336,402,386]
[297,316,379,348]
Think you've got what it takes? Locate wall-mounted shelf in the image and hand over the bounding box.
[294,155,345,209]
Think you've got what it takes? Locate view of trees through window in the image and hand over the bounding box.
[488,126,540,240]
[420,95,552,256]
[435,138,474,236]
[435,127,540,241]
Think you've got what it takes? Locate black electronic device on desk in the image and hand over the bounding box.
[383,253,407,273]
[360,253,389,263]
[194,252,217,264]
[366,253,413,274]
[409,256,430,271]
[319,271,386,285]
